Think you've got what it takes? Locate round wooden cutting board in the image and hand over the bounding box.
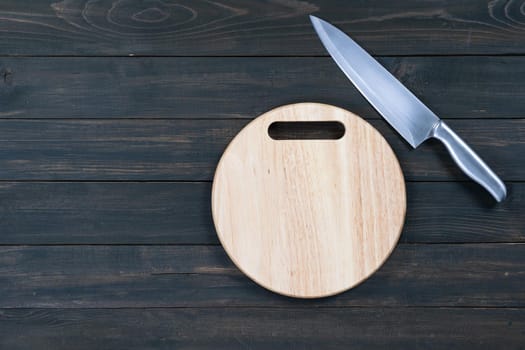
[212,103,406,298]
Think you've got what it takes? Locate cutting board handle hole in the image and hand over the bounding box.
[268,121,345,140]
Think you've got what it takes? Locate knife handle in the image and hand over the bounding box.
[431,121,506,202]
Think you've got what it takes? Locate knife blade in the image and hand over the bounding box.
[310,15,506,202]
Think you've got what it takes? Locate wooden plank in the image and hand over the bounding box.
[0,244,523,307]
[0,308,523,350]
[0,181,521,245]
[1,1,525,56]
[1,57,524,119]
[0,119,521,181]
[402,182,524,243]
[0,182,215,244]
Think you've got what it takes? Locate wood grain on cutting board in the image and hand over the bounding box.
[212,103,406,298]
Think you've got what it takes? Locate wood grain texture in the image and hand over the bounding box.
[0,119,520,181]
[0,182,522,245]
[1,0,525,56]
[0,182,215,244]
[212,103,406,298]
[0,244,523,308]
[0,308,523,350]
[1,57,524,119]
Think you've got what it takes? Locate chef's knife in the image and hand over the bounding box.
[310,16,506,202]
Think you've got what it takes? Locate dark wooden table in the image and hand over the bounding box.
[0,1,523,349]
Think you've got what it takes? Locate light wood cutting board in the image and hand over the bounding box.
[212,103,406,298]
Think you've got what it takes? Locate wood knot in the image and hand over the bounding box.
[132,7,170,23]
[1,68,13,85]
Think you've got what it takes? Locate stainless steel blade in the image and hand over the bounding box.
[310,15,439,148]
[310,15,507,202]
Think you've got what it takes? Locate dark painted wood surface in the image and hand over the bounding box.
[0,244,524,308]
[0,1,523,349]
[0,308,524,350]
[1,0,525,56]
[1,57,524,119]
[1,308,524,350]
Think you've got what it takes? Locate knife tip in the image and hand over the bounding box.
[309,15,321,24]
